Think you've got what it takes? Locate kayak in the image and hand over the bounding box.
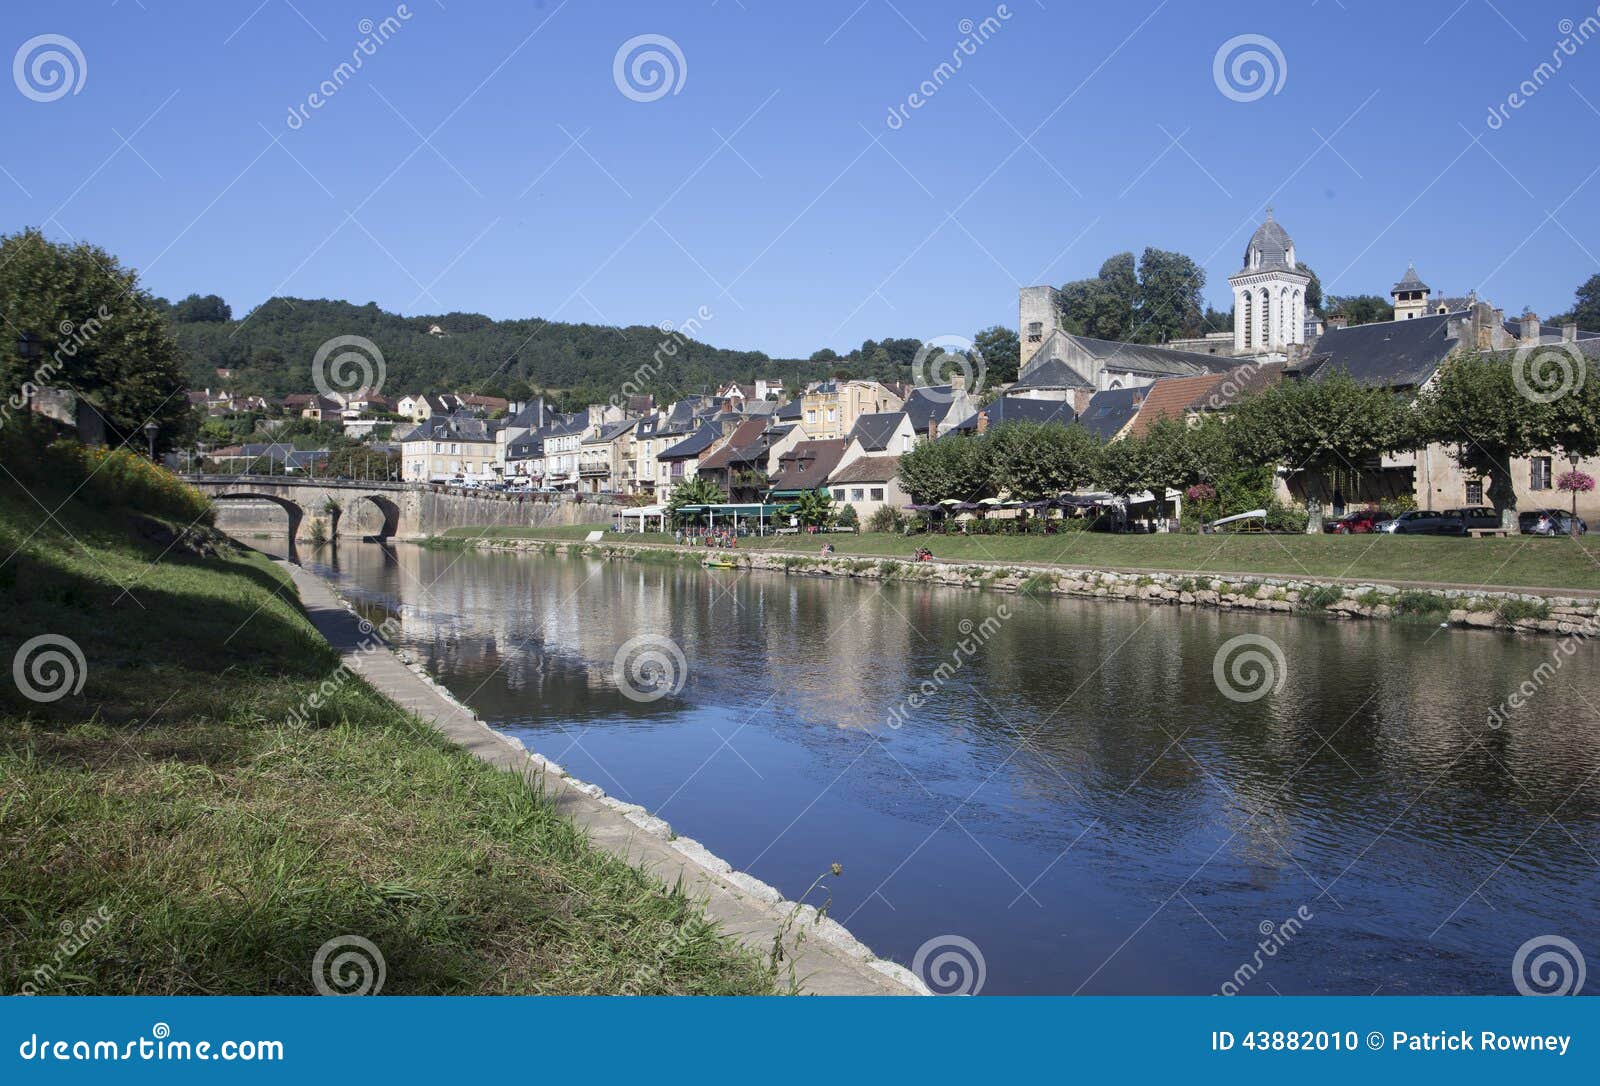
[702,556,740,569]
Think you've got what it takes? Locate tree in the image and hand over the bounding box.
[971,324,1020,387]
[1297,263,1324,315]
[1548,272,1600,329]
[1059,252,1138,341]
[170,293,232,323]
[666,476,726,523]
[1229,372,1406,530]
[0,228,193,453]
[895,434,989,504]
[1413,352,1566,530]
[1135,247,1205,343]
[791,488,835,528]
[836,502,859,529]
[1323,294,1392,326]
[986,421,1102,500]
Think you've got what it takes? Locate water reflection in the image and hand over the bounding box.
[279,540,1600,995]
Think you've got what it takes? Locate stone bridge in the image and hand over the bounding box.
[182,476,614,543]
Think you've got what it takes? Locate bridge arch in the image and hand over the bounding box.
[206,491,305,544]
[343,494,401,540]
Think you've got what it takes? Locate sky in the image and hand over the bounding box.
[3,0,1599,359]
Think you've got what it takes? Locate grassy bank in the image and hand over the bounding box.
[442,524,1600,593]
[0,438,773,995]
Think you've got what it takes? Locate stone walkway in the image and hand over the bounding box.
[280,562,921,996]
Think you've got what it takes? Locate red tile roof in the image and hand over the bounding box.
[1127,373,1226,437]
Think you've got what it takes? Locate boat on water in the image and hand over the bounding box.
[702,556,740,569]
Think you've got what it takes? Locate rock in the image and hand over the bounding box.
[1464,611,1499,628]
[1180,591,1196,605]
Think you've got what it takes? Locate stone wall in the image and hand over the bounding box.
[413,491,614,535]
[470,537,1600,638]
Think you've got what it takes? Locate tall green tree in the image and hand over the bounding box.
[987,421,1102,499]
[895,434,989,504]
[0,228,193,452]
[1135,247,1206,343]
[1229,372,1406,530]
[1323,294,1392,326]
[971,324,1020,386]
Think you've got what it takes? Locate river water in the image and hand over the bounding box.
[279,540,1599,995]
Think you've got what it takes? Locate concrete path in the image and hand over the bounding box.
[280,561,921,996]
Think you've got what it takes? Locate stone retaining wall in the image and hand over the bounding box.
[473,537,1600,638]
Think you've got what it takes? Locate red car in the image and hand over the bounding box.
[1324,509,1384,534]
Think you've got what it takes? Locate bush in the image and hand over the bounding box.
[836,503,859,529]
[1298,584,1345,611]
[1265,500,1308,533]
[1391,590,1450,617]
[1,420,212,524]
[867,505,903,534]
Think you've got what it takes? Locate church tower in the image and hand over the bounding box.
[1229,210,1310,354]
[1391,264,1431,320]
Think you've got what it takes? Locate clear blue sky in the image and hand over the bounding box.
[4,0,1598,358]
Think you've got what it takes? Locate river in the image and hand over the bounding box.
[272,539,1599,995]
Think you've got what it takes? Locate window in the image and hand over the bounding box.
[1531,457,1553,490]
[806,410,816,424]
[871,488,884,501]
[851,488,864,501]
[1027,320,1043,343]
[827,408,837,423]
[833,489,845,500]
[1466,480,1484,504]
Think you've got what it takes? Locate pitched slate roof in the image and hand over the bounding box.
[1075,387,1144,442]
[583,418,638,445]
[1299,311,1463,389]
[829,454,901,485]
[658,421,722,460]
[1393,263,1430,293]
[953,396,1077,432]
[696,417,768,470]
[775,399,802,421]
[1240,210,1296,273]
[768,438,848,491]
[902,386,956,433]
[1127,373,1227,438]
[1027,329,1237,380]
[400,413,498,443]
[1499,318,1600,342]
[1010,356,1094,390]
[847,411,908,452]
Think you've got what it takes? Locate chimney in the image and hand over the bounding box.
[927,418,937,442]
[976,410,989,435]
[1073,388,1094,415]
[1324,316,1347,331]
[1520,311,1541,344]
[949,371,965,392]
[1564,322,1578,342]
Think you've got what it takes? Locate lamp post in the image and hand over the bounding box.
[1568,452,1582,539]
[143,421,159,461]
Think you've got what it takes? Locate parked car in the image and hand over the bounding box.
[1375,510,1466,535]
[1324,509,1384,534]
[1518,509,1589,536]
[1442,506,1501,531]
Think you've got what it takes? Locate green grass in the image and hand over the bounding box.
[0,480,774,996]
[441,525,1600,593]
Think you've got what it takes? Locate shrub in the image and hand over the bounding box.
[1391,590,1450,617]
[867,505,904,534]
[1264,500,1309,533]
[0,421,212,524]
[1496,598,1551,623]
[836,503,860,529]
[1299,584,1344,610]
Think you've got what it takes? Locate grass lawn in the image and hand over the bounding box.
[442,524,1600,593]
[0,483,774,995]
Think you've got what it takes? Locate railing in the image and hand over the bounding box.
[183,474,412,491]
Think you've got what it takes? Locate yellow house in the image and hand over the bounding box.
[799,379,903,439]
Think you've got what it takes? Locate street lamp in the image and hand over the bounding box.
[144,421,159,461]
